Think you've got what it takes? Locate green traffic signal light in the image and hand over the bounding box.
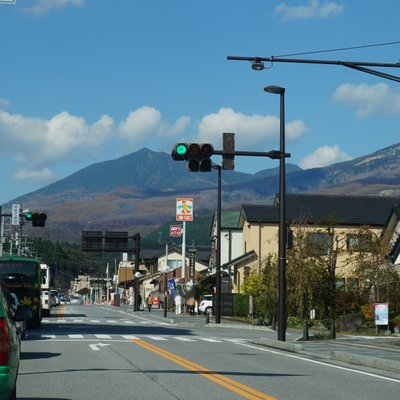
[25,212,33,221]
[171,143,188,160]
[176,144,187,156]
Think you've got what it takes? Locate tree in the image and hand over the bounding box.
[286,225,325,321]
[347,226,400,316]
[242,254,278,324]
[287,217,350,337]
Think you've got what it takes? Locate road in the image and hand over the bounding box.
[17,304,400,399]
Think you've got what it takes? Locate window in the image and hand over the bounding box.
[307,232,331,256]
[346,234,372,252]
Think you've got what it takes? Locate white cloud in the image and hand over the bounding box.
[0,105,307,184]
[118,106,190,146]
[195,107,307,149]
[274,0,344,22]
[0,98,10,109]
[299,144,352,169]
[12,168,55,183]
[0,109,114,181]
[23,0,84,16]
[332,82,400,117]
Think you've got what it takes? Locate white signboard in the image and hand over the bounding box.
[375,303,389,325]
[11,204,20,225]
[176,198,193,221]
[0,1,16,4]
[169,225,182,237]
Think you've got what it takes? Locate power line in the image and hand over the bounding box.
[276,40,400,58]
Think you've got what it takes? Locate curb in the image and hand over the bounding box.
[331,351,400,374]
[253,338,303,352]
[207,322,276,332]
[252,337,400,374]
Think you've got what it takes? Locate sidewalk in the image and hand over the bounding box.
[118,305,400,374]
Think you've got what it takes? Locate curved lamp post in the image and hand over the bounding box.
[264,85,287,342]
[134,271,142,311]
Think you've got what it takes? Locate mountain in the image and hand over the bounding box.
[6,143,400,242]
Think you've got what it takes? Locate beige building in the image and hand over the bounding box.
[212,194,400,293]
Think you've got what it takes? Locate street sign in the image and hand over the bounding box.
[188,249,196,278]
[176,198,193,221]
[82,231,103,251]
[11,204,20,225]
[169,225,182,237]
[104,231,129,251]
[375,303,389,325]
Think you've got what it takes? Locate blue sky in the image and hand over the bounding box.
[0,0,399,205]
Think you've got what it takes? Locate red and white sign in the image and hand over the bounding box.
[169,225,182,237]
[176,198,193,221]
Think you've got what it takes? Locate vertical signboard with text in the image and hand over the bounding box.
[188,249,196,278]
[176,198,193,221]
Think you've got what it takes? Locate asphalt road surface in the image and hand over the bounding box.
[17,304,400,400]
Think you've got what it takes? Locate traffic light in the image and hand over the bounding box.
[171,143,189,160]
[31,213,47,227]
[171,143,214,172]
[24,212,33,221]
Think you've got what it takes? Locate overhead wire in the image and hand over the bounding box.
[275,40,400,58]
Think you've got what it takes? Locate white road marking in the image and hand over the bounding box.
[95,334,112,339]
[89,343,110,351]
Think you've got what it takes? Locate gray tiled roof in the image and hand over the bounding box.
[241,193,400,227]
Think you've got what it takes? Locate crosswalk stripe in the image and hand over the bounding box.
[27,334,246,344]
[95,334,112,339]
[199,338,222,343]
[148,336,167,341]
[122,335,139,340]
[174,337,196,342]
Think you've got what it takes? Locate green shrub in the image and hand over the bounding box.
[233,294,249,317]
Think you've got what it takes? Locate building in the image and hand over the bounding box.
[211,193,400,293]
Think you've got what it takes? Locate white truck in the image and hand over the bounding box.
[40,263,52,317]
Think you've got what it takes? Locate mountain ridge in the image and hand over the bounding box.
[5,143,400,242]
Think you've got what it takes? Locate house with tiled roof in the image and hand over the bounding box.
[229,193,400,292]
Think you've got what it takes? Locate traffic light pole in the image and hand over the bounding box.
[214,164,222,323]
[171,141,291,325]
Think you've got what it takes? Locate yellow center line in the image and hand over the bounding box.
[131,339,277,400]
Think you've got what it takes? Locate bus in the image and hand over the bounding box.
[40,263,52,317]
[0,255,42,327]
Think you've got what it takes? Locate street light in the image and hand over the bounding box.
[161,265,171,317]
[264,85,287,342]
[134,271,142,311]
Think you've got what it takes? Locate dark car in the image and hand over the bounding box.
[0,281,32,400]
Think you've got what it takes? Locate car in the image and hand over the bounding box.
[198,295,213,314]
[0,281,32,400]
[69,294,83,305]
[8,293,27,340]
[51,290,60,306]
